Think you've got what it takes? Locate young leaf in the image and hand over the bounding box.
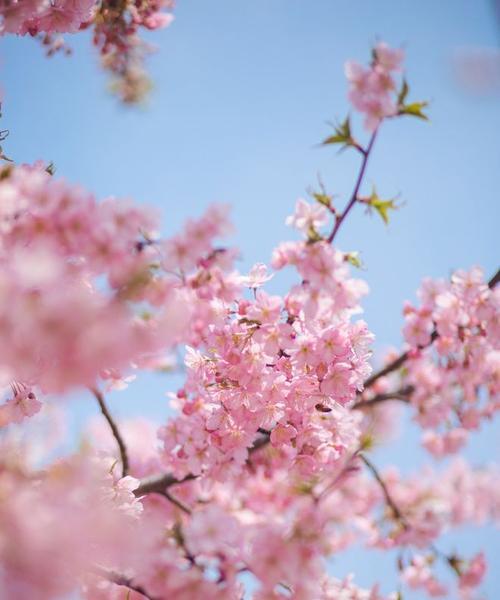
[322,116,353,148]
[309,176,335,210]
[306,226,323,244]
[345,251,363,269]
[312,191,332,208]
[399,101,429,120]
[367,187,399,225]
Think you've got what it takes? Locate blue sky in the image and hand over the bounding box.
[1,0,499,597]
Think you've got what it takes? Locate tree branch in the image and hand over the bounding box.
[91,387,129,478]
[154,489,192,515]
[359,453,409,528]
[352,385,413,410]
[93,565,159,600]
[489,267,500,289]
[327,128,378,244]
[135,472,196,497]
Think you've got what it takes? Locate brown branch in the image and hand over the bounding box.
[352,385,414,410]
[91,387,129,478]
[135,472,196,497]
[327,128,378,244]
[154,489,192,515]
[489,267,500,289]
[360,453,409,528]
[93,565,159,600]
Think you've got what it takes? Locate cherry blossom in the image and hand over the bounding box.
[0,0,175,102]
[0,40,497,600]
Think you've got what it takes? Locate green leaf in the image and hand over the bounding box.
[397,78,409,105]
[306,226,323,244]
[400,101,429,120]
[308,176,335,210]
[322,116,353,147]
[367,187,399,225]
[312,191,332,208]
[345,251,363,269]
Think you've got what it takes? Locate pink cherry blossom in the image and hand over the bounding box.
[285,198,329,234]
[0,40,496,600]
[240,263,274,289]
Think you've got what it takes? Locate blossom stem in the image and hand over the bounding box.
[91,387,129,478]
[359,453,409,528]
[154,489,192,515]
[352,386,414,410]
[327,128,378,244]
[94,565,159,600]
[134,472,197,496]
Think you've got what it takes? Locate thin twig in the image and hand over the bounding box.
[489,267,500,289]
[153,489,192,515]
[352,386,414,410]
[327,128,378,244]
[91,387,129,478]
[315,448,361,503]
[134,472,196,497]
[93,565,159,600]
[359,454,409,528]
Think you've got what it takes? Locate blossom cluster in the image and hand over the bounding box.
[0,0,95,35]
[0,39,498,600]
[0,431,145,600]
[84,417,499,599]
[0,162,191,421]
[345,41,405,130]
[0,0,175,102]
[158,199,373,482]
[402,268,499,456]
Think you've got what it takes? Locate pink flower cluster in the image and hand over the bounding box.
[89,418,500,600]
[0,0,175,102]
[0,163,191,418]
[104,413,499,599]
[402,268,499,456]
[345,42,405,130]
[401,551,487,599]
[4,407,497,600]
[0,0,95,34]
[158,207,373,481]
[0,441,145,600]
[93,0,175,102]
[0,39,498,600]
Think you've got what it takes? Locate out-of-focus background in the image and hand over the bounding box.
[1,0,499,597]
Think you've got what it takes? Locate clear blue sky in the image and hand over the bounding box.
[1,1,499,597]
